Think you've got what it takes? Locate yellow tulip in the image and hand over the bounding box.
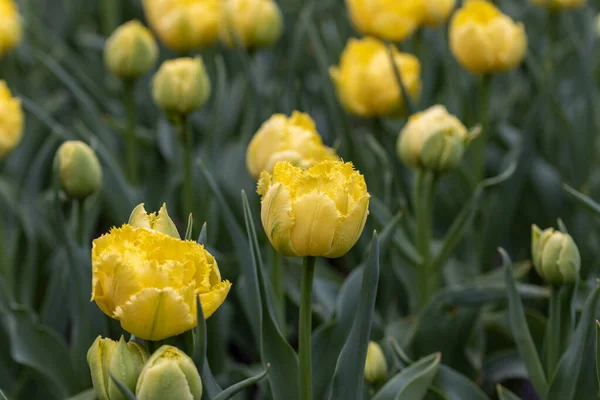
[0,0,21,56]
[104,21,158,80]
[449,0,527,74]
[91,213,231,340]
[142,0,221,52]
[257,161,370,258]
[530,0,586,10]
[422,0,456,27]
[246,111,338,180]
[152,57,211,116]
[330,37,421,118]
[0,80,24,159]
[345,0,423,42]
[220,0,283,49]
[397,105,471,172]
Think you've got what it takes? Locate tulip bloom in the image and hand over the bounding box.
[143,0,221,52]
[0,80,24,159]
[345,0,423,42]
[257,161,370,258]
[330,37,421,118]
[246,111,338,180]
[0,0,21,56]
[91,224,231,340]
[449,0,527,74]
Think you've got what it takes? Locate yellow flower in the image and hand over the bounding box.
[104,21,158,79]
[449,0,527,74]
[257,161,370,258]
[0,0,21,56]
[346,0,423,42]
[364,341,388,383]
[531,0,586,10]
[91,222,231,340]
[0,80,24,159]
[246,111,338,180]
[330,37,421,118]
[152,57,211,117]
[220,0,283,49]
[397,105,471,172]
[142,0,221,52]
[422,0,456,27]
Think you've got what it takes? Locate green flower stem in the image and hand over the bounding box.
[473,74,491,183]
[545,285,561,378]
[180,115,194,220]
[99,0,120,36]
[299,256,316,400]
[414,170,436,307]
[124,80,138,186]
[271,247,286,336]
[77,198,86,246]
[386,42,416,116]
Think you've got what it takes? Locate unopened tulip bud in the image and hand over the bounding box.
[129,203,180,239]
[87,336,149,400]
[532,224,580,285]
[152,57,211,117]
[136,345,202,400]
[104,20,158,80]
[220,0,283,49]
[364,342,388,383]
[56,141,103,199]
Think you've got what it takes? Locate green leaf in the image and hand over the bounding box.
[373,353,441,400]
[241,191,299,400]
[501,248,548,398]
[110,375,136,400]
[185,214,193,241]
[0,389,8,400]
[213,367,269,400]
[596,321,600,390]
[496,385,522,400]
[329,233,380,400]
[197,222,208,245]
[192,296,207,372]
[563,184,600,218]
[65,388,96,400]
[431,365,488,400]
[547,284,600,400]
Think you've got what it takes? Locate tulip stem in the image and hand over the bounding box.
[271,247,286,336]
[124,80,138,186]
[413,170,436,307]
[181,115,194,220]
[386,42,416,116]
[77,199,86,246]
[299,256,316,400]
[545,285,562,379]
[473,74,491,183]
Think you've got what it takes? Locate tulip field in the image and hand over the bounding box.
[2,0,600,399]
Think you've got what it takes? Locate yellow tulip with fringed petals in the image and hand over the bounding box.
[0,0,21,56]
[330,37,421,118]
[531,0,586,9]
[246,111,338,180]
[450,0,527,74]
[220,0,283,49]
[0,81,24,159]
[91,205,231,340]
[257,161,370,258]
[142,0,221,52]
[423,0,456,27]
[346,0,423,42]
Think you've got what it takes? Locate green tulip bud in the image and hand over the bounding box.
[364,341,388,383]
[87,336,149,400]
[56,140,102,199]
[532,224,581,285]
[151,57,211,118]
[136,345,202,400]
[128,203,180,239]
[104,20,158,80]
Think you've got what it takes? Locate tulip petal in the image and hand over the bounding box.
[199,280,232,319]
[261,183,298,256]
[326,195,370,258]
[290,191,341,257]
[115,286,195,341]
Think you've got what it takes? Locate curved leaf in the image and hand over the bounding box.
[373,353,441,400]
[213,367,269,400]
[496,385,522,400]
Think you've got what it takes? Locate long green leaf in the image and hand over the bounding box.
[373,353,441,400]
[431,365,488,400]
[496,385,522,400]
[501,248,548,398]
[329,233,380,400]
[213,367,269,400]
[596,321,600,390]
[563,184,600,218]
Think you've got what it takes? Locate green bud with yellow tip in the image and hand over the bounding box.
[56,140,103,199]
[104,20,158,80]
[532,224,581,285]
[128,203,180,239]
[87,336,149,400]
[136,345,202,400]
[364,341,388,383]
